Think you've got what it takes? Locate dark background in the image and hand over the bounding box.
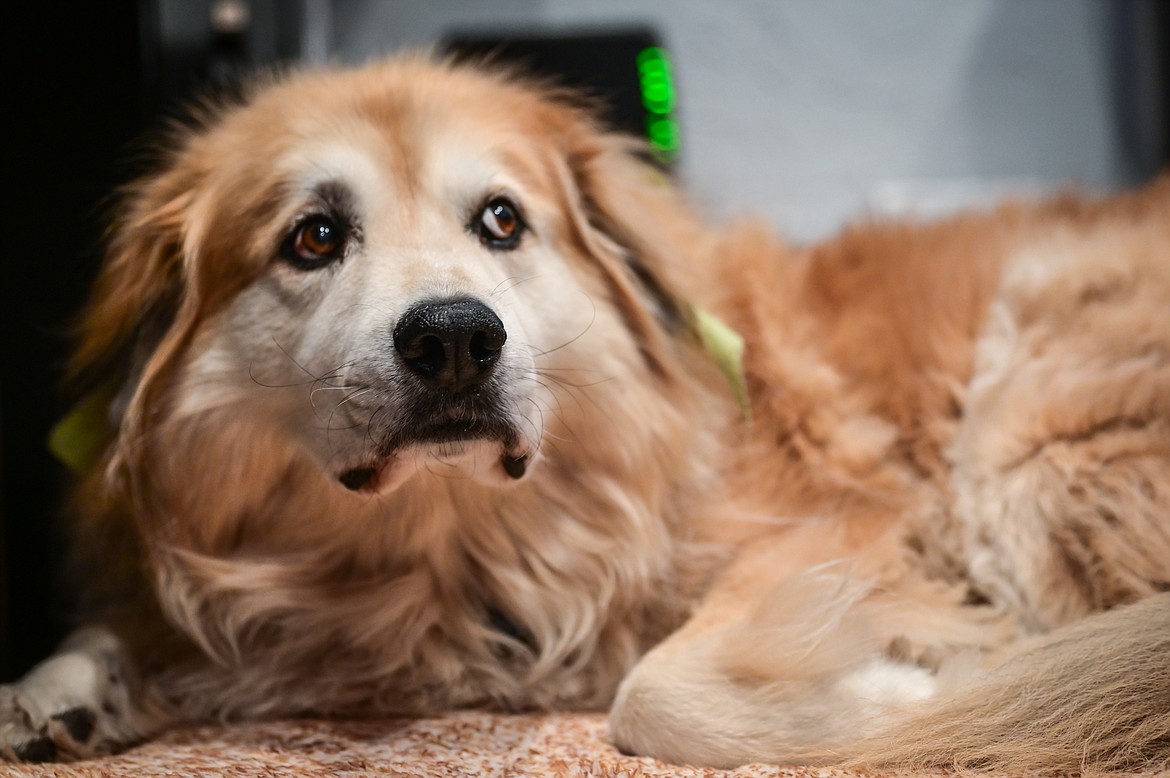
[4,1,148,678]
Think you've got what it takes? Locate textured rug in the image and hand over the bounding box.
[0,711,950,778]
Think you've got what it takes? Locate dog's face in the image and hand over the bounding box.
[181,73,591,495]
[200,134,550,494]
[83,59,697,500]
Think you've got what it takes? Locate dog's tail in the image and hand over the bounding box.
[843,592,1170,773]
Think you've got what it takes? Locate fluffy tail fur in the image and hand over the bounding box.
[844,592,1170,773]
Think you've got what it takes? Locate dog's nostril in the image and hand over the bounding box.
[398,333,447,377]
[394,298,507,391]
[469,328,504,364]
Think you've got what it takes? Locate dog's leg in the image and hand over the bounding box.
[608,525,1001,768]
[1,626,168,762]
[610,568,921,767]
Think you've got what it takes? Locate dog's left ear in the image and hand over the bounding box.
[555,123,712,376]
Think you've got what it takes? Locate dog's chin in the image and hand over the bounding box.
[335,431,536,497]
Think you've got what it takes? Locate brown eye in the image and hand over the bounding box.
[477,197,524,249]
[281,216,347,269]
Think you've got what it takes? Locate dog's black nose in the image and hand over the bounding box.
[393,298,507,391]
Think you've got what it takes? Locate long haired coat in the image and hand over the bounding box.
[2,58,1167,771]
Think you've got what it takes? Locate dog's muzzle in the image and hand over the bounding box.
[336,296,531,493]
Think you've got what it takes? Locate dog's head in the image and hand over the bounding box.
[77,57,713,500]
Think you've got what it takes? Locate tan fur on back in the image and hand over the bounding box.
[27,58,1170,771]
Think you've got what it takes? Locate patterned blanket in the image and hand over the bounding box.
[0,712,948,778]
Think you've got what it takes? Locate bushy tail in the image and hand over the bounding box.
[844,593,1170,773]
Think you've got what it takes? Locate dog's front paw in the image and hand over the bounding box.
[0,684,105,762]
[1,628,159,762]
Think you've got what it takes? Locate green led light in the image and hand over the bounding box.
[646,115,680,159]
[636,46,676,114]
[636,46,679,160]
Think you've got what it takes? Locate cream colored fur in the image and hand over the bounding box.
[2,57,1167,771]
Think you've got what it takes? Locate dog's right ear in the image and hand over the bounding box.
[68,158,203,431]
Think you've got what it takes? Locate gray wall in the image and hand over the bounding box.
[318,0,1160,240]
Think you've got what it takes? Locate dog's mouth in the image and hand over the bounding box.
[336,410,532,494]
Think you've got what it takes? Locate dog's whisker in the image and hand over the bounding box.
[321,399,363,437]
[248,364,320,389]
[527,371,610,429]
[310,382,363,409]
[489,274,541,298]
[422,454,476,482]
[524,375,578,422]
[533,368,616,390]
[529,296,598,358]
[529,365,609,374]
[269,338,322,379]
[363,404,389,450]
[249,353,358,390]
[520,384,577,446]
[520,396,550,447]
[316,418,365,432]
[336,386,372,408]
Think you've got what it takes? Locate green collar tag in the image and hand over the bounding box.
[48,385,115,474]
[688,305,751,423]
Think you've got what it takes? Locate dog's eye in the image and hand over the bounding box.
[477,198,524,249]
[282,216,347,269]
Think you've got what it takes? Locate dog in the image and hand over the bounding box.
[2,56,1168,771]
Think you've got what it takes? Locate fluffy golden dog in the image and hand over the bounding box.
[2,57,1168,771]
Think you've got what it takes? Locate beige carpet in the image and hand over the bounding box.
[0,711,952,778]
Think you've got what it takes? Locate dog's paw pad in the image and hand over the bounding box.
[2,699,109,762]
[51,707,97,746]
[2,684,119,762]
[13,736,58,763]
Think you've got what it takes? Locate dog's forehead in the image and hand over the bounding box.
[249,65,564,207]
[276,126,405,216]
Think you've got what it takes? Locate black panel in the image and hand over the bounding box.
[443,28,680,166]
